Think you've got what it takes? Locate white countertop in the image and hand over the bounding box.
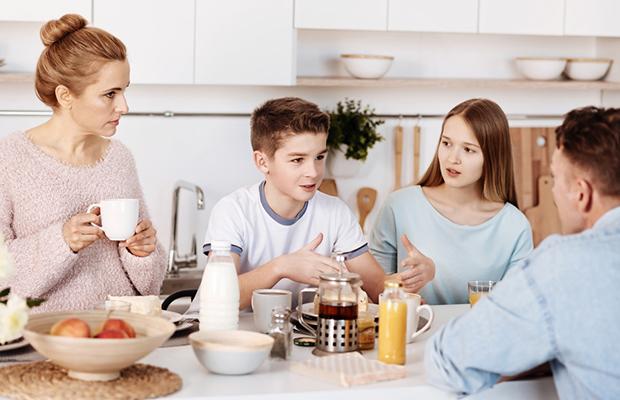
[141,304,558,400]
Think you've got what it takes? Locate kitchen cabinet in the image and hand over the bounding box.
[195,0,295,86]
[295,0,387,31]
[94,0,194,85]
[565,0,620,37]
[388,0,478,34]
[0,0,91,22]
[479,0,564,36]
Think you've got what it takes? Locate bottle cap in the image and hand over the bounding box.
[384,279,402,289]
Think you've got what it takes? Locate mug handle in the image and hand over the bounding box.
[409,304,434,341]
[86,203,104,231]
[297,287,318,336]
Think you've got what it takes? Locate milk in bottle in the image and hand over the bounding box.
[199,241,240,331]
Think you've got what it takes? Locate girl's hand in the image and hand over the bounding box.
[120,219,157,257]
[399,234,435,293]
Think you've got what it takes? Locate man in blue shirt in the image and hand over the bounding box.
[425,106,620,399]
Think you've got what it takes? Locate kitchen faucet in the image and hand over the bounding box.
[167,180,205,275]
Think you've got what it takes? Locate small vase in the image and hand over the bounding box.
[327,148,364,178]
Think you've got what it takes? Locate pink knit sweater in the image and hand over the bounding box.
[0,132,167,313]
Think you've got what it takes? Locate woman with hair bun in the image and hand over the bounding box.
[0,14,166,312]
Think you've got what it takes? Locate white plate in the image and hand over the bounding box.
[299,303,379,319]
[161,310,183,323]
[0,336,29,352]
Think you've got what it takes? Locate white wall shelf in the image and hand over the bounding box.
[297,76,620,90]
[0,72,34,83]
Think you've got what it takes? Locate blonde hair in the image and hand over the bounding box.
[35,14,127,108]
[418,98,519,207]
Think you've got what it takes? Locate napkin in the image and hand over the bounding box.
[290,352,406,387]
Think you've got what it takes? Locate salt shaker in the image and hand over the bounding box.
[267,306,292,360]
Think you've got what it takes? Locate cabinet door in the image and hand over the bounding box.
[479,0,564,36]
[295,0,387,31]
[195,0,295,86]
[565,0,620,37]
[94,0,194,85]
[388,0,477,33]
[0,0,91,22]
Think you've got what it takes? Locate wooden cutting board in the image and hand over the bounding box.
[524,175,562,246]
[319,179,338,197]
[394,126,403,190]
[413,125,421,183]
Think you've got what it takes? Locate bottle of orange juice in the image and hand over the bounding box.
[378,280,407,365]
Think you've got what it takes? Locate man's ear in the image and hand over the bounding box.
[575,178,594,213]
[55,85,73,110]
[253,150,270,174]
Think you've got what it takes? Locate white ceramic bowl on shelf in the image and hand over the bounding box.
[341,54,394,79]
[189,330,273,375]
[565,58,613,81]
[515,57,567,81]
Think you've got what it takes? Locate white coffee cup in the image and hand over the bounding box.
[251,289,292,333]
[405,293,434,343]
[87,199,139,241]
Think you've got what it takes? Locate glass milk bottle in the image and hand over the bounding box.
[378,280,407,365]
[199,241,239,331]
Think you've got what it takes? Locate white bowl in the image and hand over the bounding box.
[565,58,612,81]
[341,54,394,79]
[189,330,274,375]
[23,310,175,381]
[515,57,567,81]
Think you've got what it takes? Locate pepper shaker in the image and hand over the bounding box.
[267,306,292,360]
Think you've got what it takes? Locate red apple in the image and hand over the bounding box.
[94,329,129,339]
[100,318,136,338]
[50,318,91,338]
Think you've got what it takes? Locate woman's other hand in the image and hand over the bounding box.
[62,209,104,253]
[120,219,157,257]
[399,234,435,293]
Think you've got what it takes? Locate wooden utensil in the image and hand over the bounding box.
[319,179,338,197]
[357,187,377,232]
[394,126,403,190]
[413,125,421,183]
[524,175,562,246]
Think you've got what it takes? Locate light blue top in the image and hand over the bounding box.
[369,185,533,305]
[425,206,620,399]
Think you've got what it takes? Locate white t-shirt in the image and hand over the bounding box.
[188,181,368,312]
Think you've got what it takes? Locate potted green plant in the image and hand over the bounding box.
[326,99,385,177]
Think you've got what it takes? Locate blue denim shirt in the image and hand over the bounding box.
[425,206,620,399]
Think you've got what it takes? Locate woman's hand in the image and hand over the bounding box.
[399,234,435,294]
[62,210,105,253]
[120,219,157,257]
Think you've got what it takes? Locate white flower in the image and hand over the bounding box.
[0,295,29,344]
[0,233,12,281]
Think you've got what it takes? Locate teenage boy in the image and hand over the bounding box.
[200,97,385,309]
[425,106,620,399]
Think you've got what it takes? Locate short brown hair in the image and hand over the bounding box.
[250,97,330,157]
[35,14,127,108]
[418,98,519,207]
[556,106,620,196]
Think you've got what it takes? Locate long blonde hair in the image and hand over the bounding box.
[418,98,518,208]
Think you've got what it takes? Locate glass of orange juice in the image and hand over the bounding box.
[468,281,496,307]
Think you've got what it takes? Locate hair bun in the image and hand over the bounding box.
[40,14,88,47]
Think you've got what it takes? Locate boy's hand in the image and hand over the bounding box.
[280,233,340,286]
[399,234,435,293]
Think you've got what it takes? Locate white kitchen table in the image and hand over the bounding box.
[140,304,558,400]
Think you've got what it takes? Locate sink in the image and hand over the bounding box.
[160,269,203,295]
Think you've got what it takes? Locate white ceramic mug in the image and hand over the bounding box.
[405,293,434,343]
[251,289,292,333]
[87,199,139,241]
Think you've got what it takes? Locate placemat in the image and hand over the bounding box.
[0,361,182,400]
